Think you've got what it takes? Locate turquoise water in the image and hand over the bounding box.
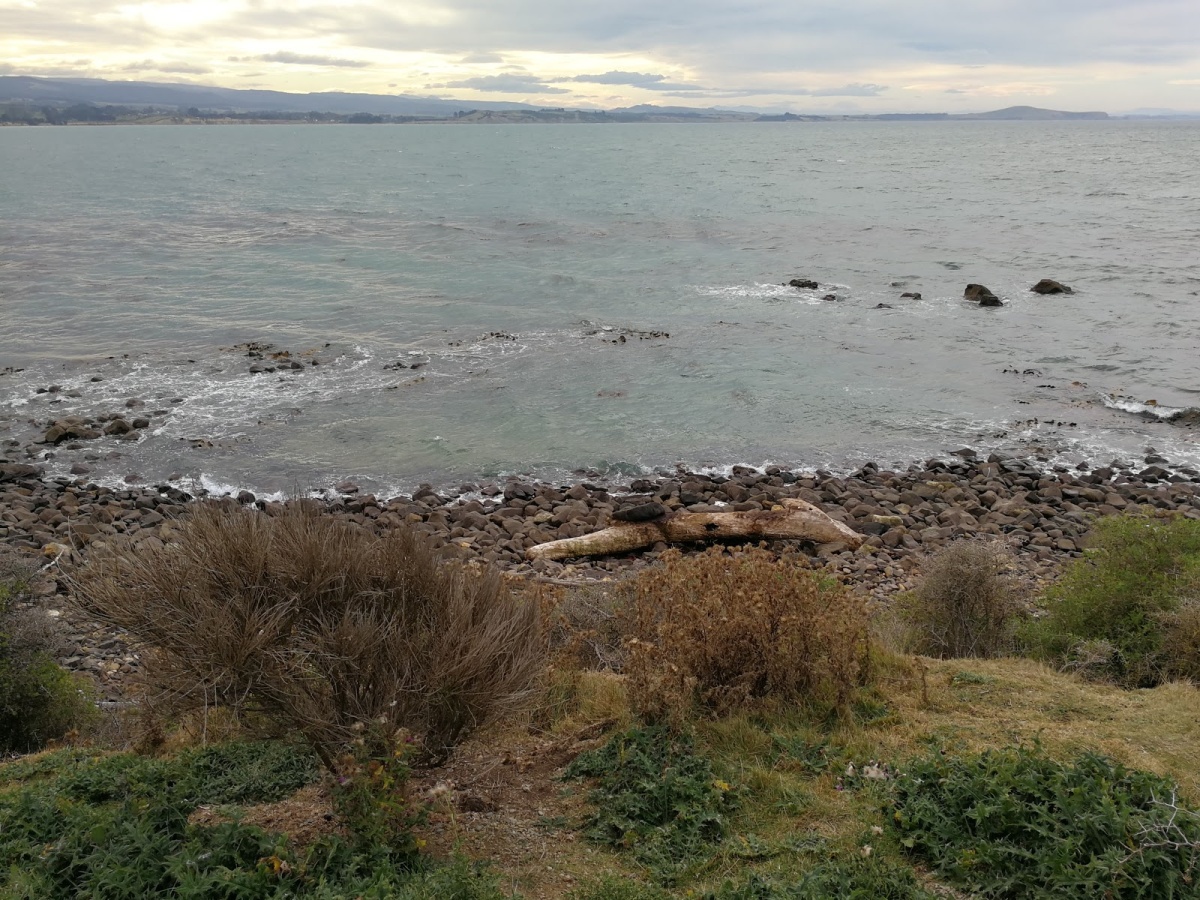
[1,121,1198,494]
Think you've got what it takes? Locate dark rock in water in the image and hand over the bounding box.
[1031,278,1073,295]
[1166,409,1200,426]
[104,418,132,436]
[125,398,144,408]
[335,480,360,494]
[1139,465,1171,481]
[43,420,101,444]
[237,490,256,504]
[788,279,819,289]
[950,447,978,459]
[131,417,151,429]
[822,293,838,302]
[900,292,922,299]
[0,463,41,482]
[69,463,91,475]
[964,283,1002,305]
[874,303,893,309]
[612,501,668,522]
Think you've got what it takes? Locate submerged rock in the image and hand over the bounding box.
[964,284,1002,306]
[1031,278,1073,295]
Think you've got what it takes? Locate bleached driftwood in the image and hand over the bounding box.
[526,498,861,561]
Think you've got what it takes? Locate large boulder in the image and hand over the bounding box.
[964,284,1002,306]
[43,418,101,444]
[787,278,819,289]
[1031,278,1073,294]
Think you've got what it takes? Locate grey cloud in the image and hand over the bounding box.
[255,51,370,68]
[563,71,666,85]
[811,83,886,97]
[460,52,504,63]
[429,73,570,93]
[121,60,212,74]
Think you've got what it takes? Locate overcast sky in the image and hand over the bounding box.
[3,0,1199,112]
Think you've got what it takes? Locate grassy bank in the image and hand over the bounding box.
[2,505,1199,898]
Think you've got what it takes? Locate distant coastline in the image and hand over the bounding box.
[0,74,1136,126]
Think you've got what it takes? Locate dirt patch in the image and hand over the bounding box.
[411,724,625,900]
[188,782,343,851]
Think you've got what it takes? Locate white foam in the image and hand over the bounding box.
[1098,392,1185,419]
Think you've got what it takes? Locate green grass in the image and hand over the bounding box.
[892,743,1200,898]
[0,741,507,899]
[1021,513,1200,687]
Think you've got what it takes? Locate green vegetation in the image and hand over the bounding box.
[0,741,506,899]
[4,508,1198,898]
[893,744,1200,898]
[1021,513,1200,686]
[564,726,739,884]
[0,553,93,752]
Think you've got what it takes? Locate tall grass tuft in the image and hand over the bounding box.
[898,539,1023,659]
[70,502,545,765]
[622,547,870,724]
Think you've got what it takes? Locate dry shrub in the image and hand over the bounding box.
[1159,598,1200,683]
[900,539,1022,659]
[69,502,545,766]
[622,546,869,724]
[544,581,631,672]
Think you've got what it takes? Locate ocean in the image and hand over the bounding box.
[1,120,1198,497]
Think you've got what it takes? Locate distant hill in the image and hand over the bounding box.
[0,75,532,116]
[0,76,1112,123]
[955,105,1108,120]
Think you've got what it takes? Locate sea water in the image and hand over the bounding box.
[1,120,1197,495]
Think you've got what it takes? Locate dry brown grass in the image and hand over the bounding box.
[69,502,545,766]
[622,546,870,724]
[896,539,1023,659]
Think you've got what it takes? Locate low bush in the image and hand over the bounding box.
[0,551,93,752]
[622,548,869,723]
[564,725,739,884]
[1021,513,1200,687]
[0,741,502,899]
[70,502,545,765]
[892,744,1200,898]
[897,540,1022,658]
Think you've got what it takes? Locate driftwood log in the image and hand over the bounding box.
[526,498,862,561]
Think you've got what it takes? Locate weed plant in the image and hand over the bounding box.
[1021,513,1200,686]
[623,548,869,724]
[897,540,1022,658]
[70,502,545,764]
[892,744,1200,898]
[565,725,740,884]
[0,550,93,752]
[0,741,502,899]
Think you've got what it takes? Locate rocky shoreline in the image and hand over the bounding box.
[4,450,1200,702]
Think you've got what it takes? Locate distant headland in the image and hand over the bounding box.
[0,74,1125,126]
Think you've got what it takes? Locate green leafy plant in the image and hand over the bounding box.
[0,553,94,752]
[0,743,498,899]
[892,744,1200,898]
[1021,513,1200,686]
[564,725,739,884]
[330,725,425,859]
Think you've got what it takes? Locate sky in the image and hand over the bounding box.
[2,0,1199,113]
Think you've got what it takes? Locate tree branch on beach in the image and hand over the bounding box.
[526,498,861,561]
